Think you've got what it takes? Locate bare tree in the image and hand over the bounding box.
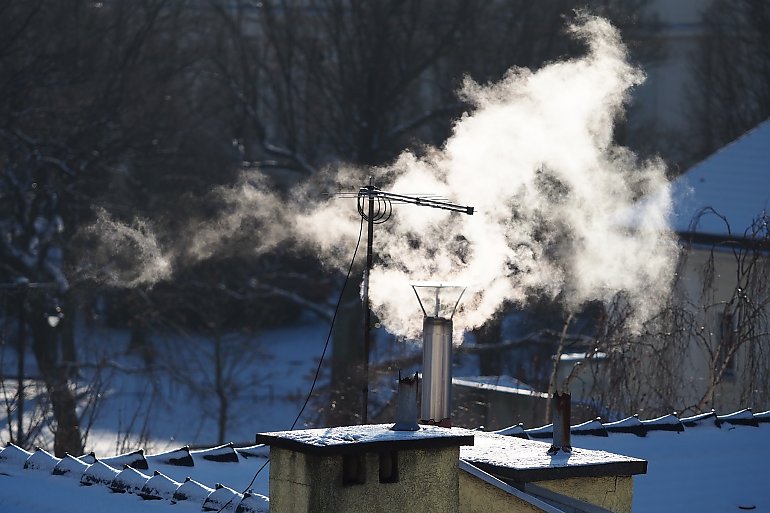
[0,0,216,456]
[0,286,49,447]
[0,0,665,446]
[151,286,274,445]
[687,0,770,162]
[568,214,770,419]
[208,0,488,176]
[685,216,770,411]
[205,0,662,425]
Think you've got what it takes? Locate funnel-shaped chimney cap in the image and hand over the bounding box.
[411,282,466,319]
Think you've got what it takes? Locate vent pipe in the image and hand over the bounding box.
[411,282,466,428]
[391,372,420,431]
[548,392,572,455]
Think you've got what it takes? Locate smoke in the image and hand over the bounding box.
[83,15,678,339]
[83,209,172,288]
[363,15,677,337]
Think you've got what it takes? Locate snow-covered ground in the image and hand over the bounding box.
[2,318,768,513]
[1,316,332,455]
[0,317,330,512]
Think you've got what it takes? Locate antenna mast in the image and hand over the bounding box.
[356,179,474,424]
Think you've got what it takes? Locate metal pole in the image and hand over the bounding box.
[362,192,374,424]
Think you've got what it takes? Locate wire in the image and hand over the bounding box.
[290,214,365,429]
[217,215,366,512]
[357,191,393,224]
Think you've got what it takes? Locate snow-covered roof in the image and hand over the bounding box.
[255,423,475,455]
[671,118,770,237]
[494,408,770,513]
[0,443,270,513]
[461,431,646,483]
[3,409,767,513]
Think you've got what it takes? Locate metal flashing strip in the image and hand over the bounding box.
[716,409,759,427]
[525,424,555,439]
[523,482,617,513]
[680,410,718,427]
[459,459,566,513]
[461,459,618,513]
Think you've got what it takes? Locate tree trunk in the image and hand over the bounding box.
[28,296,82,457]
[16,287,27,445]
[545,314,573,423]
[214,330,229,445]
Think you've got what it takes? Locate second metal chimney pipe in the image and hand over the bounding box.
[391,372,420,431]
[548,392,572,455]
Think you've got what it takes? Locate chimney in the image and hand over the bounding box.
[391,372,419,431]
[411,282,466,428]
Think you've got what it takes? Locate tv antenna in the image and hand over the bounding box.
[339,178,474,424]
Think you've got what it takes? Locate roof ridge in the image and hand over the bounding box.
[0,443,270,512]
[682,117,770,175]
[499,408,768,439]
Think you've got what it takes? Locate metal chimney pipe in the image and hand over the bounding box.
[421,317,453,427]
[411,282,465,428]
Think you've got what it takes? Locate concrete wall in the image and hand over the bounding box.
[537,475,634,513]
[460,470,544,513]
[269,446,460,513]
[629,0,713,157]
[554,245,769,414]
[677,247,770,410]
[453,385,549,430]
[459,472,633,513]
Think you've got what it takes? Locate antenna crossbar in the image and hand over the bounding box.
[357,186,474,215]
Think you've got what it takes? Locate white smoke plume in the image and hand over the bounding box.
[84,15,678,339]
[84,209,172,288]
[365,15,679,337]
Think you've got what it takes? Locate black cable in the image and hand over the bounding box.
[357,191,393,224]
[290,214,365,429]
[217,215,366,512]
